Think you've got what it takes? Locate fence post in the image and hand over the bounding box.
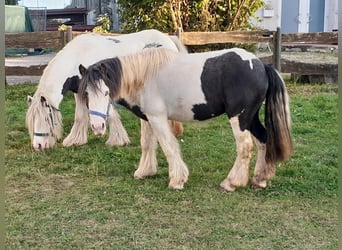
[176,27,182,42]
[66,26,73,43]
[273,27,281,72]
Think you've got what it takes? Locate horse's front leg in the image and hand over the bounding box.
[134,119,158,179]
[106,105,130,146]
[220,116,254,192]
[62,93,88,147]
[251,137,275,190]
[147,115,189,189]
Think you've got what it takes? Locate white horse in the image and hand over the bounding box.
[26,30,186,150]
[78,48,292,191]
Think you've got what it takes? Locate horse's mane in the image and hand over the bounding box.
[79,48,175,102]
[119,48,175,98]
[26,95,63,141]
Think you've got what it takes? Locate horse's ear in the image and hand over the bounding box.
[62,75,80,95]
[40,96,47,103]
[27,96,34,106]
[79,64,87,76]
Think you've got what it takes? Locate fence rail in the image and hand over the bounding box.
[5,27,338,77]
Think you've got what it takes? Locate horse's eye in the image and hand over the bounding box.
[104,91,109,96]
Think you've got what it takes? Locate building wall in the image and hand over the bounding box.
[254,0,338,32]
[253,0,282,31]
[324,0,338,31]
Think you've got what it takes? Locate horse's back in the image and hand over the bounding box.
[150,48,268,121]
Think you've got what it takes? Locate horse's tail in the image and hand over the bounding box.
[169,35,188,54]
[264,64,292,163]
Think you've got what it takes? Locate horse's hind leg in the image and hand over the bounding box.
[169,120,183,137]
[106,105,130,146]
[220,116,254,192]
[147,115,189,189]
[134,119,158,179]
[249,113,275,189]
[251,137,275,190]
[63,93,88,146]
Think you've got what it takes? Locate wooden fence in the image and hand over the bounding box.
[5,27,338,77]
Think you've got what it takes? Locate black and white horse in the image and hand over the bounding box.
[26,30,185,150]
[78,47,292,191]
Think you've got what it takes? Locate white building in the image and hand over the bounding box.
[254,0,338,32]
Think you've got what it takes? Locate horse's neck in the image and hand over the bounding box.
[36,57,77,108]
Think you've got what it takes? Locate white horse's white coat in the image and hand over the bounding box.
[37,31,180,108]
[26,30,185,150]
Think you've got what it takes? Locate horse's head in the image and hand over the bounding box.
[26,95,62,150]
[78,64,112,136]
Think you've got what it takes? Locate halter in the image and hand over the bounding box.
[34,132,50,137]
[33,104,61,138]
[88,99,114,121]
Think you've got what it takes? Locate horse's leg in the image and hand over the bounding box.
[251,137,275,190]
[249,113,275,189]
[134,119,158,179]
[105,105,130,146]
[62,93,88,146]
[169,120,184,137]
[147,115,189,189]
[220,116,254,192]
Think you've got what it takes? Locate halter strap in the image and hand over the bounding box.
[88,99,113,121]
[34,132,50,137]
[88,110,109,120]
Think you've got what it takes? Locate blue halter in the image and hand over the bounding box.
[88,99,121,120]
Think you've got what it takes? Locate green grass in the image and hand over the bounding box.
[5,82,338,249]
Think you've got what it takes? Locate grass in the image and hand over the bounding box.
[5,82,338,249]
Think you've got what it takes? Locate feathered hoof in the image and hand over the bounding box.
[62,138,87,147]
[168,179,186,190]
[220,179,237,192]
[105,138,130,147]
[251,178,267,190]
[134,169,157,180]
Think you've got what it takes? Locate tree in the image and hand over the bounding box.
[117,0,265,33]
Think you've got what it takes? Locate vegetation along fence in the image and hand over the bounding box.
[5,26,338,77]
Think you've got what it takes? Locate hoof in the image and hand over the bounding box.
[220,179,237,192]
[168,179,185,190]
[251,178,267,190]
[105,140,130,147]
[62,139,87,147]
[134,169,157,180]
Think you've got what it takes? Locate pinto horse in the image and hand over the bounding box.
[26,30,185,150]
[78,47,292,191]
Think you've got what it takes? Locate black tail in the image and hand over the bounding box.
[264,64,292,163]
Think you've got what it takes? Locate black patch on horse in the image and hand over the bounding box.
[107,38,121,43]
[117,98,148,121]
[144,43,162,49]
[193,51,268,133]
[62,75,80,95]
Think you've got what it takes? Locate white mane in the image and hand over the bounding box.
[26,97,62,141]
